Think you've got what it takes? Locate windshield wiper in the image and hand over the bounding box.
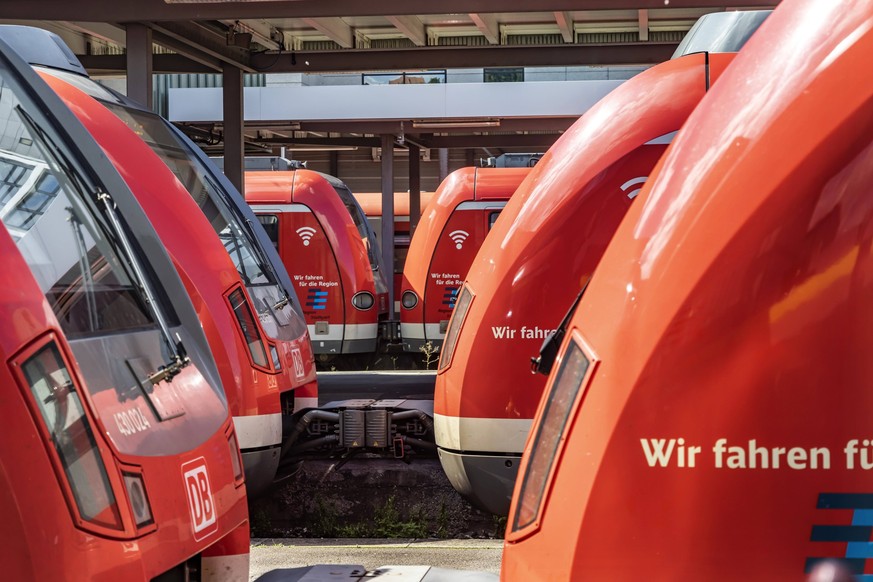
[17,106,189,384]
[96,189,190,384]
[531,277,590,376]
[243,216,295,311]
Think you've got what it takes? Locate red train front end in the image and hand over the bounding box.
[433,37,747,515]
[246,169,387,359]
[0,27,320,494]
[400,167,529,354]
[503,1,873,578]
[0,40,248,580]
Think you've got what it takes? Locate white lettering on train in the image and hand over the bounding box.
[490,326,556,340]
[114,407,151,436]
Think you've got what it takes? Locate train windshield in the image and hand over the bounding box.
[104,104,270,283]
[99,100,302,341]
[34,65,304,342]
[331,180,383,273]
[0,81,156,339]
[672,10,771,58]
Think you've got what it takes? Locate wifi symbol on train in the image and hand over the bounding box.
[296,226,317,246]
[620,176,648,200]
[449,230,470,250]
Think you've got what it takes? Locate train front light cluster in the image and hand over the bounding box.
[401,291,418,309]
[122,472,153,528]
[351,291,375,310]
[227,430,244,485]
[438,285,473,371]
[510,340,591,536]
[18,341,125,531]
[228,287,269,369]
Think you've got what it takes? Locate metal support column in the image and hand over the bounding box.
[329,151,339,177]
[381,134,395,320]
[438,147,449,183]
[125,24,153,110]
[408,143,421,237]
[223,63,245,196]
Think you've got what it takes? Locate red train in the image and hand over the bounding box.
[503,0,873,577]
[399,167,530,354]
[434,11,770,516]
[0,35,248,580]
[4,26,319,495]
[245,165,390,360]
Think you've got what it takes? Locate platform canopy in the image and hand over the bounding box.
[2,1,778,75]
[0,1,779,164]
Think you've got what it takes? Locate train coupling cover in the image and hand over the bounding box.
[279,399,436,461]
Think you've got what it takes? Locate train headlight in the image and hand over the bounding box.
[270,344,281,371]
[401,291,419,309]
[227,431,244,484]
[352,291,375,310]
[122,472,153,528]
[228,287,269,369]
[510,339,591,537]
[438,285,473,371]
[18,341,124,532]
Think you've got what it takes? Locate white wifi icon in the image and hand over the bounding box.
[620,176,648,200]
[296,226,317,246]
[449,230,470,250]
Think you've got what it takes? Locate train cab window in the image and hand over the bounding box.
[257,214,280,251]
[20,342,123,530]
[0,83,155,338]
[489,211,502,230]
[335,184,381,271]
[99,102,273,289]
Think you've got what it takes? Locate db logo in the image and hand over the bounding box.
[182,458,217,541]
[291,347,305,380]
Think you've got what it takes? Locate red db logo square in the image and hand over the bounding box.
[182,457,217,541]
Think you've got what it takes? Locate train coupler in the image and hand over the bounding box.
[280,399,435,461]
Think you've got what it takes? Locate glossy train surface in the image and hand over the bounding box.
[246,169,389,356]
[434,48,738,516]
[502,1,873,579]
[0,33,248,580]
[27,53,317,496]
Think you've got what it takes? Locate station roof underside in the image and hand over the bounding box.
[3,1,778,152]
[4,1,778,74]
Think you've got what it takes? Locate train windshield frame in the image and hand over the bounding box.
[101,102,275,286]
[0,72,168,342]
[35,67,301,331]
[332,180,383,273]
[0,39,226,453]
